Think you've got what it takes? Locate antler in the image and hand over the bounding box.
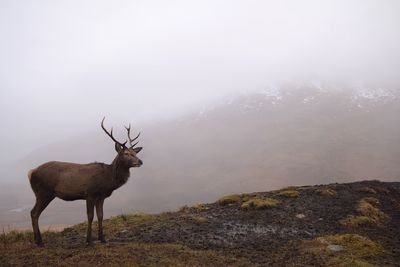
[124,123,140,148]
[101,117,127,147]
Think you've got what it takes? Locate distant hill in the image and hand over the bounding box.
[124,85,400,211]
[1,180,400,266]
[2,85,399,229]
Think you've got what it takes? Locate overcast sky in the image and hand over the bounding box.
[1,0,400,160]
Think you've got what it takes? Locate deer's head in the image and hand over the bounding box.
[101,117,143,168]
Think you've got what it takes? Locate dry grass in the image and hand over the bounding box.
[357,198,388,223]
[190,203,210,211]
[277,190,300,198]
[217,194,241,205]
[0,213,250,266]
[179,205,190,213]
[327,257,379,267]
[71,213,159,236]
[340,216,377,227]
[0,241,251,266]
[0,229,58,250]
[341,198,389,227]
[241,197,281,209]
[240,193,252,202]
[316,187,337,197]
[300,234,385,267]
[320,234,385,257]
[191,216,208,223]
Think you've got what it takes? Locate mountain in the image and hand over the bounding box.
[129,84,400,211]
[2,84,400,229]
[1,180,400,266]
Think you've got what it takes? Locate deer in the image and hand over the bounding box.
[28,117,143,246]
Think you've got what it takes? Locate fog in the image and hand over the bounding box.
[1,0,400,161]
[1,1,400,229]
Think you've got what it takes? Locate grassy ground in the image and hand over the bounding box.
[1,180,400,266]
[0,230,251,266]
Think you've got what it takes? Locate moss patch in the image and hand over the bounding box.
[277,190,300,198]
[241,197,281,209]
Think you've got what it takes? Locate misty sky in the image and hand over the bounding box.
[1,0,400,161]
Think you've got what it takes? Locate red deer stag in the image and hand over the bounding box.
[28,117,143,246]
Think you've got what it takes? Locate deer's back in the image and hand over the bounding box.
[29,161,112,200]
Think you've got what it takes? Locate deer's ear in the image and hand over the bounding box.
[132,147,142,154]
[115,143,123,153]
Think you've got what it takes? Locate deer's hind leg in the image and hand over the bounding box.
[86,198,95,245]
[95,198,106,243]
[31,194,54,246]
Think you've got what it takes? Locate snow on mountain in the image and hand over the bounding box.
[197,83,399,118]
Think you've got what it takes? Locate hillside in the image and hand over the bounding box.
[1,180,400,266]
[1,85,399,230]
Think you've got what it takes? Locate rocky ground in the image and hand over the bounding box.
[1,180,400,266]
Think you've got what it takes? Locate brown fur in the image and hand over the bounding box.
[28,121,142,246]
[27,168,36,181]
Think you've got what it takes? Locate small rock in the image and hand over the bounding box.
[327,244,344,252]
[296,213,306,219]
[304,230,313,236]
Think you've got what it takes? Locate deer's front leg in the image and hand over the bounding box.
[86,199,95,245]
[96,198,106,243]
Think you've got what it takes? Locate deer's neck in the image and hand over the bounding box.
[111,159,131,189]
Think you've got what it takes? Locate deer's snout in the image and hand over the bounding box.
[137,159,143,166]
